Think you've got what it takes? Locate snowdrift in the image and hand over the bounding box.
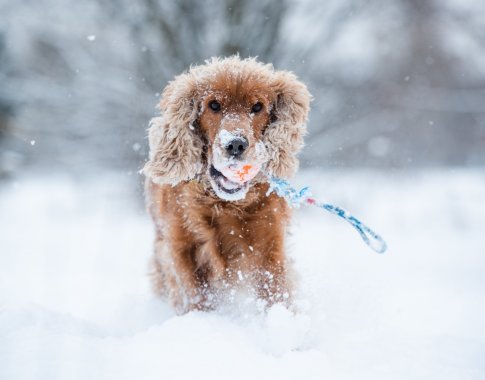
[1,170,484,379]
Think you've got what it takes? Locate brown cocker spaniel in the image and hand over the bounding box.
[144,56,311,314]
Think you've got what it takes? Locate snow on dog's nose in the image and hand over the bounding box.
[214,129,262,183]
[209,128,269,201]
[224,137,248,158]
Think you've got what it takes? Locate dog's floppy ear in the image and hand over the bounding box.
[143,73,204,185]
[264,71,311,179]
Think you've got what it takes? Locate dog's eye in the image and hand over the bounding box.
[251,102,263,113]
[209,100,221,112]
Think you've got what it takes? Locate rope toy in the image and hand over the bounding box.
[266,177,388,254]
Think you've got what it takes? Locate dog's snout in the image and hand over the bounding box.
[225,138,248,158]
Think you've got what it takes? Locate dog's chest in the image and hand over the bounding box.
[187,200,286,268]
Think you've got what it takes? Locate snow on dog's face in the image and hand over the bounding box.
[199,89,272,201]
[143,56,311,201]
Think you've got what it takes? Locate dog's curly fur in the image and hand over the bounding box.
[144,56,311,314]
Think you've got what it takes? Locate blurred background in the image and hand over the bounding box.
[1,0,484,179]
[2,2,485,378]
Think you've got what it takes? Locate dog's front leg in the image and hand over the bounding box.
[153,235,206,314]
[256,259,292,308]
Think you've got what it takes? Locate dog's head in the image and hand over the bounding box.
[144,56,311,201]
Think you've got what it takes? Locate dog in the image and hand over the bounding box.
[144,56,311,314]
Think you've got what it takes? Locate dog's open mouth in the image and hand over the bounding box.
[209,165,250,200]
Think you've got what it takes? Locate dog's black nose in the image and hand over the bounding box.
[225,138,248,158]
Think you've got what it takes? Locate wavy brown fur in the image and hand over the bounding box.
[144,56,311,313]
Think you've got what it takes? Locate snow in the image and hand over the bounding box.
[1,169,485,380]
[218,128,245,146]
[210,127,266,201]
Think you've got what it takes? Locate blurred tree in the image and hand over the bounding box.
[294,0,485,167]
[0,0,484,178]
[101,0,288,90]
[0,0,289,175]
[0,31,17,177]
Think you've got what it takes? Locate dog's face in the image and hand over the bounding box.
[198,82,275,200]
[144,57,311,201]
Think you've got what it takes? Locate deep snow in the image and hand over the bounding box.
[1,169,484,380]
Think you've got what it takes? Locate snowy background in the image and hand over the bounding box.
[1,0,485,173]
[1,170,484,379]
[1,0,485,379]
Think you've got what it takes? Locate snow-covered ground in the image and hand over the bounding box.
[1,169,484,380]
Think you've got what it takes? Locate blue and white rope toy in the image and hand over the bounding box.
[267,177,388,254]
